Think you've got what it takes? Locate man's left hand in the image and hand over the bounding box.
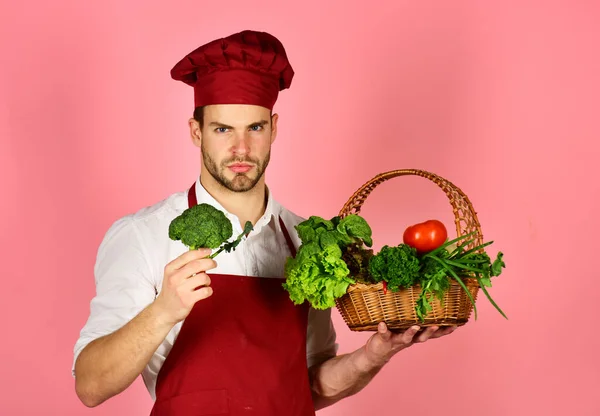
[364,323,457,367]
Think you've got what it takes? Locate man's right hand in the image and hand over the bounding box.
[153,248,217,327]
[75,249,217,408]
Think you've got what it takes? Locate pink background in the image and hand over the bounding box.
[1,0,599,415]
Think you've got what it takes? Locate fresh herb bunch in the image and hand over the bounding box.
[416,232,507,321]
[368,244,421,291]
[415,254,452,321]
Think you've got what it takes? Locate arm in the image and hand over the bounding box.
[74,301,176,407]
[74,246,216,407]
[309,323,457,410]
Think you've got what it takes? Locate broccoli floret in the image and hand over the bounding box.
[169,203,253,257]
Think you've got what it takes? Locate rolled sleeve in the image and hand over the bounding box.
[72,216,157,376]
[305,307,339,369]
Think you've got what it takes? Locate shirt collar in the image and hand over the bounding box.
[192,176,281,234]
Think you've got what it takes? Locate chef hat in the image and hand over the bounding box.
[171,30,295,110]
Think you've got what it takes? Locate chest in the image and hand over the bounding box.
[156,222,293,286]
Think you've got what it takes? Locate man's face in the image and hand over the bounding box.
[195,104,277,193]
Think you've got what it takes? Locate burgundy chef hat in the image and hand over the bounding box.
[171,30,295,110]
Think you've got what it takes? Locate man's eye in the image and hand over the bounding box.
[250,125,263,131]
[215,127,228,133]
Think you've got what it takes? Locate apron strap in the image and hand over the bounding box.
[279,217,297,258]
[188,182,197,208]
[187,181,297,258]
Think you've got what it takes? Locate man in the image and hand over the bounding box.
[73,30,455,414]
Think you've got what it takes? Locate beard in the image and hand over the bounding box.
[201,143,270,193]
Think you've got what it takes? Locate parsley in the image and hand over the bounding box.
[368,244,421,291]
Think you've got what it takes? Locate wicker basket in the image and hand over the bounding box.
[334,169,483,331]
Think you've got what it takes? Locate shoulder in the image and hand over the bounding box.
[93,189,189,282]
[97,190,187,257]
[105,190,187,234]
[275,201,306,227]
[131,189,188,224]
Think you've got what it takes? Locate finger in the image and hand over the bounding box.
[190,285,214,303]
[178,258,218,279]
[429,326,458,339]
[166,248,213,272]
[414,326,439,343]
[180,273,211,291]
[166,258,216,287]
[377,322,393,342]
[391,325,420,345]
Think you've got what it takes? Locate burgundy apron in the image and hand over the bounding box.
[149,183,315,416]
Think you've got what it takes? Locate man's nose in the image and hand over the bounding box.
[232,133,250,155]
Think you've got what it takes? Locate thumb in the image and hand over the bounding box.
[377,322,392,342]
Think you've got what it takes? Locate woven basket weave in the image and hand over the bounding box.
[335,169,483,331]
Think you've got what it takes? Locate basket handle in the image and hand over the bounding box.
[338,169,484,250]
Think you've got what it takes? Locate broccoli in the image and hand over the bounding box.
[169,203,253,258]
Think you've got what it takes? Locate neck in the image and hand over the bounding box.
[199,171,268,228]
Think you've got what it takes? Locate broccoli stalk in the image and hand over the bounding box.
[168,203,254,258]
[207,221,253,259]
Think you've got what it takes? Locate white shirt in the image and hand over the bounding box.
[72,177,338,400]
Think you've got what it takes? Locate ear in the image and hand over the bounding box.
[270,113,279,145]
[189,118,202,149]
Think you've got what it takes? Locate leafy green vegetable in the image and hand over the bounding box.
[282,214,373,309]
[282,213,507,324]
[419,232,508,321]
[334,215,373,247]
[283,244,355,310]
[169,203,253,259]
[341,243,374,284]
[295,215,373,248]
[415,256,450,321]
[368,245,421,291]
[295,216,335,244]
[491,252,506,276]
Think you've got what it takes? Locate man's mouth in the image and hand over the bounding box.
[228,163,253,173]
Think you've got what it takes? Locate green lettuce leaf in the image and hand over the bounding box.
[336,214,373,247]
[283,243,354,310]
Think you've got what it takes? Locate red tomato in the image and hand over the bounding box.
[403,220,448,253]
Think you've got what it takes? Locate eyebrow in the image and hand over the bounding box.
[209,120,270,129]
